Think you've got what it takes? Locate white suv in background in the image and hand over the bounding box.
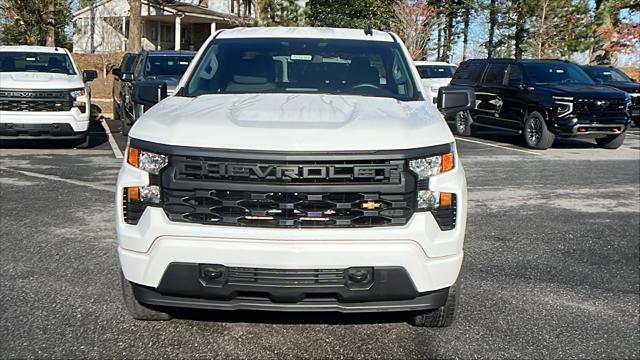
[117,27,474,327]
[0,46,97,145]
[415,61,458,103]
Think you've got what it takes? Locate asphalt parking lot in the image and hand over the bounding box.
[1,118,638,358]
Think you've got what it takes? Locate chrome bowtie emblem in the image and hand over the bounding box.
[595,100,609,107]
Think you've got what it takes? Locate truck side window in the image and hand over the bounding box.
[452,61,484,84]
[506,64,523,86]
[483,63,508,85]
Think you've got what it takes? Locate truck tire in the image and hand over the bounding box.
[120,271,171,321]
[453,110,473,137]
[523,111,554,150]
[408,280,459,327]
[595,132,625,149]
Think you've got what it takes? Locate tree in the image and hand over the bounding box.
[589,0,640,64]
[255,0,305,26]
[128,0,141,52]
[486,0,497,58]
[306,0,396,31]
[393,0,439,60]
[1,0,71,47]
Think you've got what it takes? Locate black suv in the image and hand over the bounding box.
[581,65,640,127]
[119,50,195,135]
[449,59,632,149]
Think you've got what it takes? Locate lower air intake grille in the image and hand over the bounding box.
[163,189,415,228]
[228,267,345,287]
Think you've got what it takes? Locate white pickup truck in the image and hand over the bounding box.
[116,27,474,327]
[0,46,96,145]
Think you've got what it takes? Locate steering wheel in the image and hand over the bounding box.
[351,83,380,89]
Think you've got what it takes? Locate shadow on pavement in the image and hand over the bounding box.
[463,127,599,149]
[166,307,412,326]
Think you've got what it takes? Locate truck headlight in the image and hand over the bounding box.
[123,146,167,225]
[70,88,87,113]
[555,101,573,117]
[410,151,457,230]
[409,152,454,180]
[127,146,168,174]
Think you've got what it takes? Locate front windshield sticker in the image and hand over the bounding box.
[291,54,313,61]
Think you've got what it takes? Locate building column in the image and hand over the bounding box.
[174,15,181,51]
[156,21,161,50]
[210,22,217,34]
[121,16,126,51]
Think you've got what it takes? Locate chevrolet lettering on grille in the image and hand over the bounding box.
[174,159,404,184]
[209,163,399,181]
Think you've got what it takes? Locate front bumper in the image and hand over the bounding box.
[117,147,466,311]
[0,109,89,139]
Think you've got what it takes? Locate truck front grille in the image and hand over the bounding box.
[574,98,627,122]
[0,89,73,112]
[163,189,415,228]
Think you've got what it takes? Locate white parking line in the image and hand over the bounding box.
[454,136,541,155]
[0,166,115,192]
[99,118,124,159]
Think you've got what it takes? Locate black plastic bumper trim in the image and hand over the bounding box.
[154,263,420,303]
[132,283,449,313]
[0,123,85,139]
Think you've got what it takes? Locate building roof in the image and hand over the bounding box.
[72,0,250,22]
[217,27,395,42]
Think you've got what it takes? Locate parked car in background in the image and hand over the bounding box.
[117,27,474,327]
[415,61,457,103]
[119,50,195,135]
[449,59,632,149]
[0,46,97,146]
[111,53,138,124]
[581,65,640,127]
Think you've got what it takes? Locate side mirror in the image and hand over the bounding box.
[111,67,121,77]
[83,70,98,82]
[437,86,475,117]
[120,73,134,82]
[133,80,167,108]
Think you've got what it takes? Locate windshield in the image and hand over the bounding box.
[522,62,594,85]
[0,52,76,75]
[144,55,193,77]
[583,67,632,83]
[184,39,420,101]
[416,65,456,79]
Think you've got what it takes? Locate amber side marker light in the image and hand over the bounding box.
[440,192,453,208]
[127,147,139,167]
[442,152,454,173]
[127,187,140,202]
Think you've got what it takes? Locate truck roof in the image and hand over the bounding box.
[142,50,196,56]
[414,61,456,66]
[216,27,395,42]
[0,45,69,53]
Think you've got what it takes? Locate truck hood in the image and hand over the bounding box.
[130,93,454,152]
[598,81,640,94]
[0,72,84,90]
[535,83,628,98]
[421,78,452,88]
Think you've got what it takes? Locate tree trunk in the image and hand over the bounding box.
[46,0,56,46]
[128,0,142,52]
[461,1,470,60]
[513,0,526,59]
[487,0,497,58]
[440,4,456,62]
[536,0,548,58]
[436,23,442,60]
